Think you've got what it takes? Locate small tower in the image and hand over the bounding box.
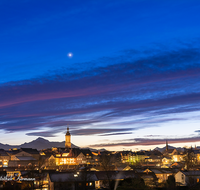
[65,127,71,148]
[166,140,168,151]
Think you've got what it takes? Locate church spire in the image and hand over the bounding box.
[166,140,168,151]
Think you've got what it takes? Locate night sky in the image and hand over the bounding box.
[1,0,200,150]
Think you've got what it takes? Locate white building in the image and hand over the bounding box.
[175,171,200,186]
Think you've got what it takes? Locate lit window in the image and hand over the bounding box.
[62,153,69,157]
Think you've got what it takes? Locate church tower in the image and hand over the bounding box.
[65,127,71,148]
[166,140,168,151]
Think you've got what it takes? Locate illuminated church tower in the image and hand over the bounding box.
[65,127,71,148]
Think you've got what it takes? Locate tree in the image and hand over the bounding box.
[166,175,176,189]
[38,155,46,170]
[186,180,200,190]
[78,167,94,190]
[183,148,197,170]
[99,152,118,190]
[117,177,149,190]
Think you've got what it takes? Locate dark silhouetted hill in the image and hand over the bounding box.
[0,137,78,150]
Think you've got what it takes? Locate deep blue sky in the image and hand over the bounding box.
[1,0,200,150]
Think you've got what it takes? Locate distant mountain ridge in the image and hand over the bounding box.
[0,137,78,150]
[0,138,190,151]
[154,145,184,152]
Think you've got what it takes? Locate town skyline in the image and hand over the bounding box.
[1,0,200,151]
[0,129,199,152]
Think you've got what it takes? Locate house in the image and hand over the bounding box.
[7,148,39,168]
[162,156,172,167]
[55,150,77,166]
[20,170,49,189]
[48,171,98,190]
[144,155,162,167]
[170,162,184,169]
[50,148,95,167]
[76,152,87,165]
[136,151,148,163]
[120,151,136,164]
[171,149,184,162]
[20,148,40,160]
[175,170,200,186]
[0,149,10,167]
[144,168,176,183]
[116,165,132,171]
[137,170,157,187]
[193,149,200,163]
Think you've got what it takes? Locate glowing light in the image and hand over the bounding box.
[67,52,73,58]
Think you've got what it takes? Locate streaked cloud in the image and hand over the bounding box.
[0,45,200,138]
[90,136,200,147]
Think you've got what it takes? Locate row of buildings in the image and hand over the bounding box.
[1,164,200,189]
[1,128,200,189]
[1,144,199,170]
